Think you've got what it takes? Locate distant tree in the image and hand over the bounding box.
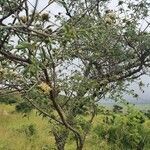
[0,0,150,149]
[145,110,150,119]
[113,105,123,113]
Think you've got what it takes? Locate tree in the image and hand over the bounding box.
[113,105,123,113]
[0,0,150,149]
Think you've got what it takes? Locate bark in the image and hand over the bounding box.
[76,136,84,150]
[52,127,69,150]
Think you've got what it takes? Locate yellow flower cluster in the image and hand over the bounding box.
[38,82,52,94]
[104,10,116,25]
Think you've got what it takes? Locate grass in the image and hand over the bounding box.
[0,104,108,150]
[0,104,55,150]
[0,103,150,150]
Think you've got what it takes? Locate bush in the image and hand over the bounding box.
[113,105,123,113]
[15,102,32,114]
[25,124,37,137]
[0,92,21,104]
[0,96,17,104]
[17,124,37,139]
[144,110,150,119]
[93,107,149,149]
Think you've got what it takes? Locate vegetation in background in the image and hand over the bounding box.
[0,103,150,150]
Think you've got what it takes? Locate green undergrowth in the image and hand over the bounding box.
[0,104,55,150]
[0,104,150,150]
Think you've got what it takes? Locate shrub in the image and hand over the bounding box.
[0,92,21,104]
[113,105,123,113]
[0,96,17,104]
[17,124,37,139]
[93,107,149,149]
[15,102,32,114]
[144,110,150,119]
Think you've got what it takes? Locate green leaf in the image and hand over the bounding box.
[16,42,33,49]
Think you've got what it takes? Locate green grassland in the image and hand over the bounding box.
[0,104,55,150]
[0,104,99,150]
[0,104,105,150]
[0,104,150,150]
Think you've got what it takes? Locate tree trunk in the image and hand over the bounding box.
[75,134,84,150]
[76,143,84,150]
[52,127,69,150]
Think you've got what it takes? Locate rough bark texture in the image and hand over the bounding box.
[52,127,69,150]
